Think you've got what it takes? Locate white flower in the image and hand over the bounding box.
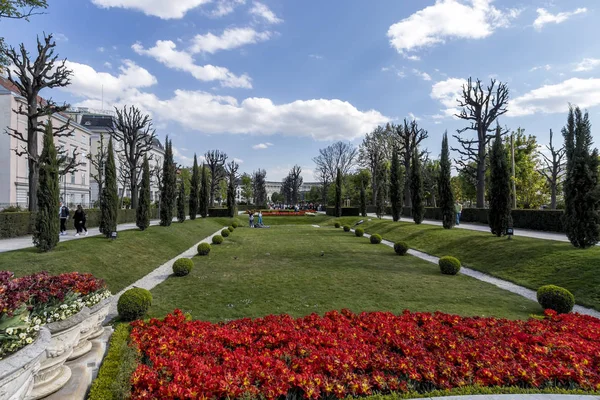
[25,337,33,344]
[60,304,68,309]
[6,328,13,335]
[19,333,26,339]
[33,325,40,331]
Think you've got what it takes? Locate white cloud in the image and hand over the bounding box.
[234,158,244,164]
[408,112,420,121]
[309,54,323,59]
[173,146,193,166]
[529,64,551,72]
[387,0,521,56]
[533,7,587,31]
[104,62,113,69]
[54,33,68,42]
[430,77,467,118]
[190,27,271,54]
[509,78,600,117]
[249,1,282,24]
[97,47,105,53]
[132,40,252,88]
[413,68,432,81]
[209,0,245,17]
[267,165,316,182]
[90,0,211,19]
[574,58,600,72]
[252,143,273,149]
[405,55,421,61]
[61,60,157,101]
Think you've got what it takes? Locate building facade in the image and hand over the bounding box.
[0,78,92,209]
[264,181,321,203]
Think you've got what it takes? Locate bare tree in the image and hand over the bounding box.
[252,169,267,205]
[453,78,509,208]
[313,141,357,204]
[359,125,393,205]
[0,1,48,69]
[396,119,428,207]
[539,129,566,209]
[289,165,303,204]
[204,150,228,206]
[2,33,73,211]
[109,105,156,209]
[226,160,239,216]
[87,132,107,206]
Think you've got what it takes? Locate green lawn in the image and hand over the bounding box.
[234,214,332,226]
[147,224,541,321]
[0,218,223,293]
[329,217,600,311]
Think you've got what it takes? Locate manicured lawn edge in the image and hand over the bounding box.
[360,386,598,399]
[88,324,138,400]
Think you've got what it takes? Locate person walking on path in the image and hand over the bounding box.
[59,202,70,236]
[74,205,88,237]
[455,201,463,226]
[249,211,255,228]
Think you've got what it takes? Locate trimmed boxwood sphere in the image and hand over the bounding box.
[232,221,239,228]
[394,242,409,256]
[355,228,364,237]
[197,242,211,256]
[334,222,341,228]
[537,285,575,314]
[370,234,382,244]
[212,235,224,244]
[221,229,230,237]
[173,258,194,276]
[228,226,235,232]
[439,256,461,275]
[343,225,351,232]
[117,288,152,321]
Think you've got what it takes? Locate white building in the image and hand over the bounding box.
[0,77,92,208]
[65,108,165,204]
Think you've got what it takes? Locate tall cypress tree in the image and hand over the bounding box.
[410,148,425,224]
[199,163,209,218]
[488,126,512,237]
[160,138,176,226]
[375,161,388,218]
[136,155,151,230]
[334,168,342,217]
[33,121,60,252]
[100,137,118,237]
[390,146,403,222]
[360,180,367,217]
[177,178,186,223]
[562,106,600,248]
[189,154,200,220]
[438,132,455,229]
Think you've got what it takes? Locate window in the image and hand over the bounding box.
[71,172,75,184]
[82,173,86,186]
[81,194,85,205]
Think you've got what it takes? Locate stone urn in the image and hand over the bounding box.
[0,326,51,400]
[29,307,90,400]
[68,296,112,360]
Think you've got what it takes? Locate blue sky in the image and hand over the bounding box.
[2,0,599,181]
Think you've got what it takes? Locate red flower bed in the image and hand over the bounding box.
[129,309,600,399]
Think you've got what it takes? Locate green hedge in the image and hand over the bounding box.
[0,208,161,239]
[325,207,360,217]
[363,386,598,400]
[88,324,139,400]
[208,208,236,217]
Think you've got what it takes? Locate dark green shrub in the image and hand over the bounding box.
[232,221,239,228]
[394,242,409,256]
[212,235,224,244]
[208,208,233,217]
[537,285,575,314]
[173,258,194,276]
[334,222,341,228]
[439,256,461,275]
[228,226,234,232]
[197,242,211,256]
[343,225,350,232]
[221,229,230,237]
[117,288,152,321]
[370,234,382,244]
[355,228,364,237]
[88,324,139,400]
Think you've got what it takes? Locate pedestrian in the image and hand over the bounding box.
[74,205,88,237]
[249,211,254,228]
[258,211,263,226]
[455,201,463,226]
[59,202,70,236]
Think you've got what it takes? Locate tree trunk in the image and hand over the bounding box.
[476,143,486,208]
[130,180,139,210]
[550,182,557,209]
[28,100,39,212]
[28,158,39,211]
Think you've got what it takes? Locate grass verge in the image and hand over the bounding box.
[148,225,540,321]
[330,217,600,311]
[0,218,223,293]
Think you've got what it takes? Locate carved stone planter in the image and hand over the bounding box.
[29,307,90,400]
[69,296,111,361]
[0,326,51,400]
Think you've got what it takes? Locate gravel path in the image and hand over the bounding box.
[103,227,226,323]
[349,228,600,319]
